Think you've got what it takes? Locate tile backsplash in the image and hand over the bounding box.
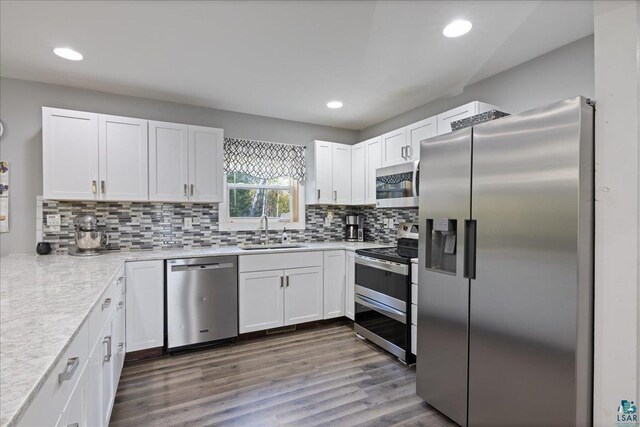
[40,200,418,253]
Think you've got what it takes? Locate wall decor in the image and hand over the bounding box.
[0,161,9,233]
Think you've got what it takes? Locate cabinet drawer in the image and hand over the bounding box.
[411,284,418,305]
[411,303,417,326]
[239,251,323,273]
[411,262,418,284]
[411,324,417,356]
[89,280,115,349]
[18,322,89,426]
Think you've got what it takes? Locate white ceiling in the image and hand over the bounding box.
[0,1,593,130]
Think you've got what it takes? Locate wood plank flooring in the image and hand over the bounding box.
[110,322,454,427]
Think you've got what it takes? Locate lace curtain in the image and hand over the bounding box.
[223,137,306,182]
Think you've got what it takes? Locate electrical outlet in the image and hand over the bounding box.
[47,225,60,232]
[46,214,61,226]
[388,218,395,229]
[382,218,389,228]
[324,217,331,227]
[183,217,193,229]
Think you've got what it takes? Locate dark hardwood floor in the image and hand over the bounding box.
[110,322,454,427]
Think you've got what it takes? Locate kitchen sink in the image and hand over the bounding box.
[238,243,306,250]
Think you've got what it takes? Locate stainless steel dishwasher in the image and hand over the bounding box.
[166,256,238,350]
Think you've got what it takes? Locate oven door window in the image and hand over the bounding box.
[376,172,414,200]
[355,262,408,303]
[355,298,407,350]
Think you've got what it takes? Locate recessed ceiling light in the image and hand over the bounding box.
[53,47,83,61]
[327,101,343,109]
[443,20,472,38]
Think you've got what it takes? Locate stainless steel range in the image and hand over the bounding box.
[354,223,418,364]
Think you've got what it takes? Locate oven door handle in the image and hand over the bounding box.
[355,294,407,324]
[355,255,408,276]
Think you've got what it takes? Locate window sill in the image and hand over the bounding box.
[219,220,306,232]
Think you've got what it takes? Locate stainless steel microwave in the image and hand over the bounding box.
[376,161,419,208]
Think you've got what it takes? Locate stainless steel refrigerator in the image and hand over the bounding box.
[416,96,593,426]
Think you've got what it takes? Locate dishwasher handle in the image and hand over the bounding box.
[171,262,235,272]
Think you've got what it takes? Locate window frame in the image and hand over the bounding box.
[219,174,306,231]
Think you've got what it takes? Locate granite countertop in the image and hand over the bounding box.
[0,241,384,427]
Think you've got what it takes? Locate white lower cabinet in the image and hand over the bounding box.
[239,270,285,333]
[125,260,164,352]
[323,250,346,319]
[284,266,323,325]
[345,251,356,320]
[61,371,88,427]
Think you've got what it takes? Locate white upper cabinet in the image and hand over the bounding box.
[351,142,365,205]
[43,107,99,200]
[307,140,354,205]
[98,115,149,201]
[436,101,500,135]
[332,144,352,204]
[381,127,408,167]
[364,136,382,205]
[148,121,189,202]
[188,125,224,202]
[315,141,333,204]
[406,116,437,162]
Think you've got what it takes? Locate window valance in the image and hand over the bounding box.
[224,137,307,182]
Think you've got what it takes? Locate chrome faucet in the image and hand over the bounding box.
[259,214,270,246]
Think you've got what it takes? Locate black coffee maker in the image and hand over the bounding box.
[345,215,363,242]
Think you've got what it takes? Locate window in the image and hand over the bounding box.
[219,172,305,231]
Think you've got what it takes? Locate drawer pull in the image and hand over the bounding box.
[67,423,79,427]
[58,357,79,383]
[103,336,112,363]
[102,297,112,310]
[117,300,124,310]
[118,342,124,353]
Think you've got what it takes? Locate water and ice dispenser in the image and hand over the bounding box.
[425,218,457,274]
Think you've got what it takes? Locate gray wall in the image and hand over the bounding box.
[359,35,594,140]
[0,78,358,255]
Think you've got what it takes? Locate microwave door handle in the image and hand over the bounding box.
[412,160,419,198]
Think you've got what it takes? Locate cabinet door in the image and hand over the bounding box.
[112,294,126,386]
[284,266,323,325]
[62,368,88,427]
[239,270,285,333]
[381,127,408,166]
[101,316,115,426]
[332,144,352,204]
[125,260,164,352]
[351,142,365,205]
[407,117,437,162]
[314,141,333,204]
[42,107,99,200]
[345,251,356,320]
[323,250,346,319]
[148,121,189,201]
[365,137,382,204]
[87,340,103,427]
[98,114,148,201]
[436,102,478,135]
[188,125,224,202]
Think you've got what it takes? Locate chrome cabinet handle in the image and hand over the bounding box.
[317,189,320,201]
[103,336,112,363]
[58,357,79,383]
[92,180,97,194]
[102,297,112,310]
[406,145,412,159]
[118,342,124,353]
[190,184,194,196]
[334,190,337,202]
[184,184,188,196]
[280,276,284,288]
[117,300,124,310]
[401,146,406,159]
[286,276,290,287]
[67,423,79,427]
[117,275,126,283]
[101,180,106,194]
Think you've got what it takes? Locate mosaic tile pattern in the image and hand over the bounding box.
[41,201,378,253]
[360,206,420,244]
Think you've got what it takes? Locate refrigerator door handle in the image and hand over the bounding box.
[464,219,477,279]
